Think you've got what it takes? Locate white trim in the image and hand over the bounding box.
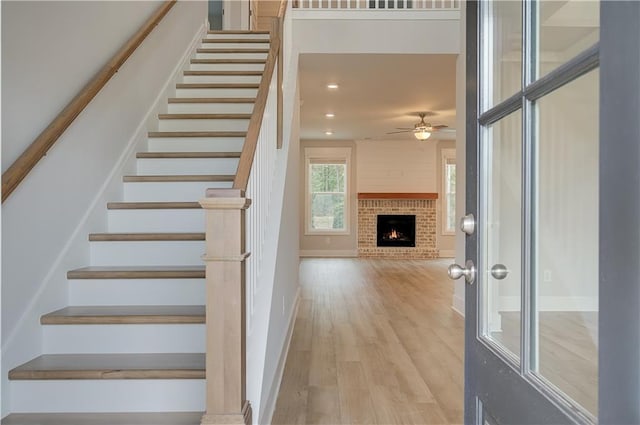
[260,287,301,425]
[304,147,352,236]
[299,249,358,258]
[439,249,455,258]
[499,296,598,312]
[452,294,465,317]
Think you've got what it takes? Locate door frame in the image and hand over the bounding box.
[464,1,640,423]
[598,2,640,422]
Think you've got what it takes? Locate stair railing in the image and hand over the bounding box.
[1,1,176,203]
[198,2,287,424]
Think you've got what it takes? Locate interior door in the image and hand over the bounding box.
[449,1,640,423]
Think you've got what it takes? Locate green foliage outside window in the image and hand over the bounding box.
[309,163,346,231]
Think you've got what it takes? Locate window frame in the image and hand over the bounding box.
[441,148,457,236]
[304,147,352,236]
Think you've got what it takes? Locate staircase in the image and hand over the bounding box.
[2,30,270,424]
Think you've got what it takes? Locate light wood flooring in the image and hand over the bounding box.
[492,311,598,416]
[272,258,463,425]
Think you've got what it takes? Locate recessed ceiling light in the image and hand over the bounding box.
[325,113,335,118]
[325,131,334,136]
[327,84,339,89]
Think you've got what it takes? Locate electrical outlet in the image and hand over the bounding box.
[543,270,552,282]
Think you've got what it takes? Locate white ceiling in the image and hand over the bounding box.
[298,53,458,142]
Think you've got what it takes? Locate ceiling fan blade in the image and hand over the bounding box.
[432,125,448,130]
[386,130,412,134]
[394,127,414,130]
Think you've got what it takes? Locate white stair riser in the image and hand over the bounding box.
[182,74,261,84]
[167,102,254,114]
[175,88,258,98]
[195,52,268,60]
[137,157,239,175]
[69,279,205,306]
[199,42,268,49]
[123,181,231,202]
[10,380,205,413]
[147,137,245,152]
[90,241,205,267]
[43,324,205,354]
[108,209,204,233]
[204,33,270,40]
[158,118,249,132]
[189,63,264,71]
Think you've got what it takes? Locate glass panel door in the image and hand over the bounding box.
[452,1,636,423]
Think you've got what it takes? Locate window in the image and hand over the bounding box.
[442,149,456,234]
[305,147,351,235]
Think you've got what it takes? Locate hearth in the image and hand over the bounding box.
[377,215,416,247]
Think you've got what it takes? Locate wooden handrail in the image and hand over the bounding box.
[233,0,288,191]
[1,1,177,203]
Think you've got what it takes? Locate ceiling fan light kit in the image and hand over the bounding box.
[414,129,431,140]
[386,112,447,141]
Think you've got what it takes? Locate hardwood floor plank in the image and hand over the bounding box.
[272,259,463,425]
[305,386,341,425]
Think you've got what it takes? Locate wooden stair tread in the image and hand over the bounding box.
[123,175,234,182]
[196,48,269,53]
[148,131,246,138]
[190,58,266,64]
[41,305,205,325]
[8,353,205,380]
[157,113,251,119]
[183,70,263,76]
[207,30,269,34]
[107,201,201,209]
[136,152,241,159]
[201,38,269,43]
[167,97,255,104]
[89,232,205,241]
[67,266,205,280]
[176,83,259,89]
[1,412,203,425]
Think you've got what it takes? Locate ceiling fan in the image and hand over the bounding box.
[387,112,449,140]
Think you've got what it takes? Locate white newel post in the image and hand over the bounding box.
[200,189,252,425]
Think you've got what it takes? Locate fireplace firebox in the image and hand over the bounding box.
[377,215,416,247]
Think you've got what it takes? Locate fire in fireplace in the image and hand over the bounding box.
[377,215,416,247]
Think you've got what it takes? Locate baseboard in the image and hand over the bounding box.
[299,249,358,258]
[452,294,465,317]
[439,249,455,258]
[259,286,301,425]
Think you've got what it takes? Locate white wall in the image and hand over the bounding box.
[357,139,437,192]
[2,1,159,172]
[292,13,460,55]
[1,1,207,416]
[258,80,301,424]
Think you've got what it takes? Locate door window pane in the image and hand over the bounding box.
[482,0,522,110]
[536,0,599,78]
[481,110,522,361]
[533,68,599,416]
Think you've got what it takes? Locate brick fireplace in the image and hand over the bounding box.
[357,193,439,259]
